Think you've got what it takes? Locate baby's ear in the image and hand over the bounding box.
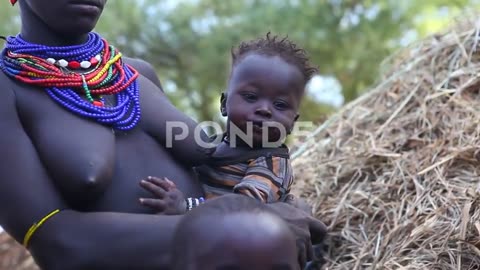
[220,92,228,116]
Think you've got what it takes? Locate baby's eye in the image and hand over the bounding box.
[274,100,290,110]
[241,92,257,102]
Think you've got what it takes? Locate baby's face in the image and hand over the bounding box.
[187,213,300,270]
[224,53,305,147]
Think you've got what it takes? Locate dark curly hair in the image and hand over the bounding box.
[231,32,318,83]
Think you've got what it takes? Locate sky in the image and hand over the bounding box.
[307,75,344,108]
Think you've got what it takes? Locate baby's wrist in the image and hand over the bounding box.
[185,197,205,211]
[179,199,187,214]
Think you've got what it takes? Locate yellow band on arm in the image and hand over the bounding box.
[23,209,61,248]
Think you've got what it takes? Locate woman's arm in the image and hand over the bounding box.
[31,211,181,270]
[0,83,181,270]
[126,58,211,167]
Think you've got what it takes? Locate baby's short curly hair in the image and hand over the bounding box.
[231,32,318,82]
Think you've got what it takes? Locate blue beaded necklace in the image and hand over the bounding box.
[0,32,141,131]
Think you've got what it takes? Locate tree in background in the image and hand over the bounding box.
[1,0,477,123]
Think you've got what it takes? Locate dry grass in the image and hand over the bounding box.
[291,18,480,270]
[0,233,38,270]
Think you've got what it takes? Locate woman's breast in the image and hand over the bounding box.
[89,131,204,213]
[28,116,202,212]
[14,80,203,212]
[31,117,116,209]
[16,88,116,209]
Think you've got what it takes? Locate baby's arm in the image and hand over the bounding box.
[233,156,294,203]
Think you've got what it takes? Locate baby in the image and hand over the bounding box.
[170,194,300,270]
[139,33,317,213]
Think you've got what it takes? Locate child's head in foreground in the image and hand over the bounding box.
[171,194,299,270]
[221,33,317,147]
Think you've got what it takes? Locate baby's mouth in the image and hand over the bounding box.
[251,121,264,130]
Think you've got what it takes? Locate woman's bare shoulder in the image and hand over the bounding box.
[123,57,163,91]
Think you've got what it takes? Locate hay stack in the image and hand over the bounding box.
[291,19,480,270]
[0,233,38,270]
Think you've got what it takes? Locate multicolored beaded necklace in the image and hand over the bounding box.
[0,32,141,130]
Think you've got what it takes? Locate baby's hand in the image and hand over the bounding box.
[139,176,187,215]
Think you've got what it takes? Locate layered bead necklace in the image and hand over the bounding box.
[0,32,141,130]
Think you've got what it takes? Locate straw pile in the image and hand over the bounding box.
[291,19,480,270]
[0,233,38,270]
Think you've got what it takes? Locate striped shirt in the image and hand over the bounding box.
[195,142,294,203]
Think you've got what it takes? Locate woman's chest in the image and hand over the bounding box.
[15,87,117,207]
[13,78,203,210]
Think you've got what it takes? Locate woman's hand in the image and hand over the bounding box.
[284,194,313,214]
[267,201,327,269]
